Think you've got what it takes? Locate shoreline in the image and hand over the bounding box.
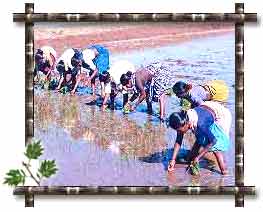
[35,23,234,55]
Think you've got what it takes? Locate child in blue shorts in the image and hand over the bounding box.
[167,101,231,175]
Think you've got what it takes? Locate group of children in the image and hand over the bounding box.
[34,44,232,176]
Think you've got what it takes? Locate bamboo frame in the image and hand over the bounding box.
[12,2,257,207]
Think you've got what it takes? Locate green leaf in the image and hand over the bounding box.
[3,169,26,186]
[38,160,58,178]
[25,140,44,160]
[181,98,192,111]
[189,161,200,176]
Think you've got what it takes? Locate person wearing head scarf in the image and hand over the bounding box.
[167,101,231,175]
[34,46,57,82]
[56,48,83,94]
[120,61,178,120]
[81,45,110,98]
[101,60,136,110]
[172,80,229,108]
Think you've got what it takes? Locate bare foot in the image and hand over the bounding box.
[222,169,229,176]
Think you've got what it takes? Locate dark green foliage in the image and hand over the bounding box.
[4,169,26,186]
[4,139,58,187]
[38,160,58,178]
[24,140,44,160]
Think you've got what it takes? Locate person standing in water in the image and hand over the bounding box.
[167,101,231,175]
[55,48,83,94]
[101,60,136,110]
[172,80,229,108]
[81,45,110,99]
[34,46,57,82]
[120,62,178,121]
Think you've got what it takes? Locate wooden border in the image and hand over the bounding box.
[12,2,257,207]
[14,186,256,195]
[14,13,256,22]
[235,3,245,207]
[24,3,34,207]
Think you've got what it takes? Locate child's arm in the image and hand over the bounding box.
[125,92,139,108]
[71,75,81,94]
[71,69,81,94]
[171,132,184,161]
[168,132,184,172]
[56,75,64,90]
[44,67,52,80]
[56,67,65,90]
[132,90,146,110]
[50,53,56,71]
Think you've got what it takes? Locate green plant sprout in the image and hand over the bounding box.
[181,98,192,111]
[4,139,58,186]
[123,104,131,114]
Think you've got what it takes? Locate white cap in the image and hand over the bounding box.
[109,60,136,84]
[41,46,57,59]
[41,46,57,68]
[82,49,96,71]
[57,48,75,70]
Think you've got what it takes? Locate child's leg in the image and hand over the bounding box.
[89,70,97,98]
[123,93,129,107]
[146,93,153,115]
[100,81,105,98]
[159,93,166,120]
[213,151,228,175]
[102,93,110,110]
[91,76,96,98]
[188,142,201,162]
[110,92,115,110]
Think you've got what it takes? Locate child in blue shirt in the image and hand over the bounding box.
[82,45,110,98]
[167,101,231,175]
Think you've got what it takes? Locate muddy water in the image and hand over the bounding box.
[35,33,235,186]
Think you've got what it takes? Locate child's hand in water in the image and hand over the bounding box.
[123,104,130,114]
[129,106,134,111]
[129,104,136,112]
[123,103,135,113]
[193,157,200,164]
[101,104,107,111]
[168,160,176,172]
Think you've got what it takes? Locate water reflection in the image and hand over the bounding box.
[35,93,168,158]
[35,88,234,186]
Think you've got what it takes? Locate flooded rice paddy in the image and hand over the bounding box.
[35,33,235,186]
